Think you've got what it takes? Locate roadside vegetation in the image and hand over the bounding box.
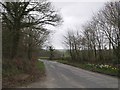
[1,0,62,88]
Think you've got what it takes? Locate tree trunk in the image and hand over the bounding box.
[11,31,20,59]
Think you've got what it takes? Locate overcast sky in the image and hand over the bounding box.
[48,0,110,49]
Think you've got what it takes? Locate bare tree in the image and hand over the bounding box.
[1,0,62,59]
[63,29,83,62]
[95,2,120,63]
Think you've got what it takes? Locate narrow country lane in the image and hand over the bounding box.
[24,60,119,88]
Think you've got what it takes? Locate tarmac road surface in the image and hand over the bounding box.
[24,59,119,88]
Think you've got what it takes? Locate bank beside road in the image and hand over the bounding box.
[3,60,45,88]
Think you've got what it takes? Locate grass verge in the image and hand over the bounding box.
[56,60,119,77]
[36,60,45,74]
